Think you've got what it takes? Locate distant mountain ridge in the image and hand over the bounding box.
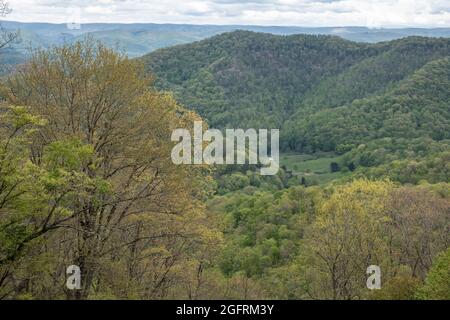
[2,20,450,60]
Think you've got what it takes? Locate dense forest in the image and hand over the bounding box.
[0,28,449,299]
[143,31,450,185]
[142,31,450,131]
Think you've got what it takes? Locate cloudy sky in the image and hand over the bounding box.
[6,0,450,27]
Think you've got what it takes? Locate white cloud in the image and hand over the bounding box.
[5,0,450,27]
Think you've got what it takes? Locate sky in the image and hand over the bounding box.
[5,0,450,28]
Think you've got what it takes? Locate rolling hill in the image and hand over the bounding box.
[142,31,450,131]
[142,31,450,183]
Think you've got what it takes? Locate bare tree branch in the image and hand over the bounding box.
[0,1,19,50]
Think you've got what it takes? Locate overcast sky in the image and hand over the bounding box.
[6,0,450,27]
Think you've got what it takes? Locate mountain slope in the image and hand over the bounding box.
[143,31,450,135]
[297,37,450,111]
[283,57,450,153]
[143,31,381,128]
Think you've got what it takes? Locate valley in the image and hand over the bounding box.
[0,19,449,300]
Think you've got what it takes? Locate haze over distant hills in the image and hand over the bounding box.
[2,20,450,62]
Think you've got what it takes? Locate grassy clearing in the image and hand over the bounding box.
[281,153,341,174]
[281,152,349,185]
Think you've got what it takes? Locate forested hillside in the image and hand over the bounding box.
[143,31,378,129]
[284,46,450,149]
[143,31,450,185]
[0,31,449,300]
[143,31,450,131]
